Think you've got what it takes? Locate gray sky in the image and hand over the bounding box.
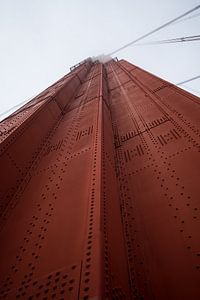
[0,0,200,120]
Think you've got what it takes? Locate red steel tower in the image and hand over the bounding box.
[0,58,200,299]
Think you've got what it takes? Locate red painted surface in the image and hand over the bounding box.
[0,58,200,299]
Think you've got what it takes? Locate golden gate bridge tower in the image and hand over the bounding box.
[0,57,200,299]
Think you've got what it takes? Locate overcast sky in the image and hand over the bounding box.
[0,0,200,120]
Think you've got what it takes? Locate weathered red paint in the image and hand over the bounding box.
[0,58,200,299]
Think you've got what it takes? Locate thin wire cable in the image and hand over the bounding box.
[133,34,200,46]
[171,11,200,25]
[0,99,30,118]
[0,94,37,123]
[108,4,200,56]
[2,5,200,122]
[177,75,200,85]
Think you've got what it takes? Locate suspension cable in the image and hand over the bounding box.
[108,5,200,56]
[177,75,200,85]
[172,11,200,25]
[133,34,200,46]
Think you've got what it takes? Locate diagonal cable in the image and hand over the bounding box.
[108,5,200,56]
[133,34,200,46]
[177,75,200,85]
[172,11,200,25]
